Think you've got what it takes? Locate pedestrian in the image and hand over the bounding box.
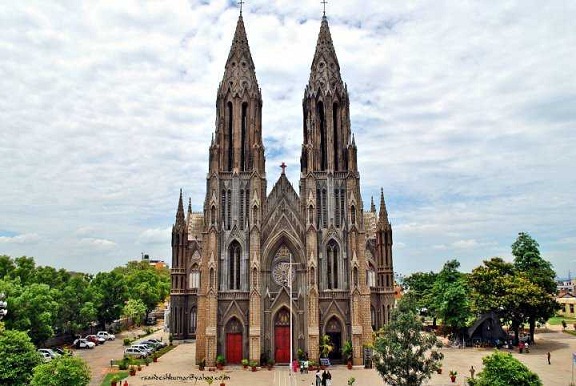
[326,370,332,386]
[315,369,322,386]
[547,351,551,365]
[525,342,529,353]
[469,365,475,379]
[321,369,328,386]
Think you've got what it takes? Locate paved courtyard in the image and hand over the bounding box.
[103,326,575,386]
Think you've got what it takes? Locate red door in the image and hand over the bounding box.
[275,326,290,363]
[226,333,242,364]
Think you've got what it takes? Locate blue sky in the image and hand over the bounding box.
[0,0,575,277]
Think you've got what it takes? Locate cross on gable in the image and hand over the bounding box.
[280,162,287,174]
[321,0,328,16]
[238,0,245,14]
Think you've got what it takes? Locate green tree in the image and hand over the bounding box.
[122,261,170,319]
[373,298,443,386]
[30,355,91,386]
[403,271,437,323]
[0,329,42,385]
[90,270,128,327]
[429,260,471,334]
[122,298,147,325]
[469,351,542,386]
[511,232,559,342]
[55,275,97,335]
[0,255,15,278]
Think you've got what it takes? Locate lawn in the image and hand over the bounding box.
[547,315,576,326]
[100,371,128,386]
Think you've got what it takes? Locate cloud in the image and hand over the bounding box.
[0,233,40,244]
[0,0,575,276]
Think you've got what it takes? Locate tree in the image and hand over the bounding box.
[429,260,471,334]
[122,298,147,325]
[403,271,437,323]
[373,298,443,386]
[90,270,128,327]
[30,355,91,386]
[122,261,170,319]
[0,329,42,385]
[511,232,559,342]
[469,351,542,386]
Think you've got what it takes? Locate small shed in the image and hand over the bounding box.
[467,312,507,346]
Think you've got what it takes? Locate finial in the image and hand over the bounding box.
[280,162,287,175]
[238,0,245,15]
[321,0,328,17]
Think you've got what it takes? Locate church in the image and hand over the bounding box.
[170,9,395,366]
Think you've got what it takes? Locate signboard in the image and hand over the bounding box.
[319,358,331,367]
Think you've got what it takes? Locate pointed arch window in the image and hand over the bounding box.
[351,205,356,225]
[227,101,233,171]
[239,189,244,230]
[241,102,248,171]
[227,189,232,230]
[318,101,327,170]
[190,264,200,289]
[321,189,327,228]
[333,102,339,171]
[190,307,197,333]
[228,241,241,290]
[326,240,339,289]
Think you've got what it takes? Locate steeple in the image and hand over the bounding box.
[213,13,264,174]
[370,196,376,213]
[301,16,352,173]
[174,189,186,230]
[378,188,391,228]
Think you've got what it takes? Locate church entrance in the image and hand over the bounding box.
[225,318,243,364]
[326,317,342,361]
[274,308,291,364]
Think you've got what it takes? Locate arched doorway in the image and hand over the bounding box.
[325,316,342,361]
[225,317,243,364]
[274,308,291,364]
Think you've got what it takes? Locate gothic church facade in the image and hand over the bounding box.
[170,13,395,366]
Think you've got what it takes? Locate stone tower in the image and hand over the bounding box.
[170,11,396,367]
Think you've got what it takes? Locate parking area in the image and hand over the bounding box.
[86,325,575,386]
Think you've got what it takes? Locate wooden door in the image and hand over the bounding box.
[226,333,242,364]
[275,326,290,363]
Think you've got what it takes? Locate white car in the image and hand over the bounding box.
[38,348,61,359]
[124,347,148,358]
[97,331,116,341]
[38,350,52,362]
[130,344,153,355]
[73,338,96,349]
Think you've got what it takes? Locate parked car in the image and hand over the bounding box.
[145,338,167,348]
[124,347,148,359]
[97,331,116,341]
[86,334,106,345]
[53,347,73,356]
[73,338,96,349]
[38,348,61,359]
[38,350,52,362]
[139,341,161,351]
[130,344,153,355]
[145,316,157,325]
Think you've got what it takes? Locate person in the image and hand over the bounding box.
[321,370,328,386]
[326,370,332,386]
[547,351,551,365]
[525,342,529,353]
[315,369,322,386]
[303,359,309,374]
[469,366,475,379]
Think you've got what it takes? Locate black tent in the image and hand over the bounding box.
[467,312,507,346]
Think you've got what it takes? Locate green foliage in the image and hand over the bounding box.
[30,355,91,386]
[402,271,437,313]
[468,351,542,386]
[122,298,147,325]
[429,260,471,333]
[91,270,128,327]
[373,299,443,386]
[0,329,42,385]
[319,334,334,358]
[342,340,353,361]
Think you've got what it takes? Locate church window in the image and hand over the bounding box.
[227,101,233,171]
[318,101,326,170]
[227,189,232,230]
[241,102,248,170]
[308,205,314,224]
[316,190,321,227]
[327,240,339,289]
[253,205,257,225]
[321,189,327,228]
[340,190,345,226]
[367,265,375,287]
[351,205,356,225]
[210,268,215,289]
[333,103,339,171]
[190,307,197,333]
[245,189,250,227]
[310,267,315,286]
[334,189,340,228]
[228,241,241,290]
[239,190,244,230]
[371,306,376,331]
[221,190,226,228]
[353,267,358,287]
[252,267,258,288]
[190,264,200,289]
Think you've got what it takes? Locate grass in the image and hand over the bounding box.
[100,371,128,386]
[547,315,576,326]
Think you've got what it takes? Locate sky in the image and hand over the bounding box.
[1,0,575,278]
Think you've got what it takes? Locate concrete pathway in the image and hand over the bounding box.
[103,326,576,386]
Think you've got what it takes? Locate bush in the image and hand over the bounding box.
[123,338,131,346]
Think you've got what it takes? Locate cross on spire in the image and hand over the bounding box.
[280,162,287,174]
[238,0,245,15]
[321,0,328,17]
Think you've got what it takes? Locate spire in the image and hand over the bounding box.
[379,188,389,223]
[188,197,192,214]
[175,189,186,228]
[370,196,376,213]
[219,14,259,97]
[308,15,342,89]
